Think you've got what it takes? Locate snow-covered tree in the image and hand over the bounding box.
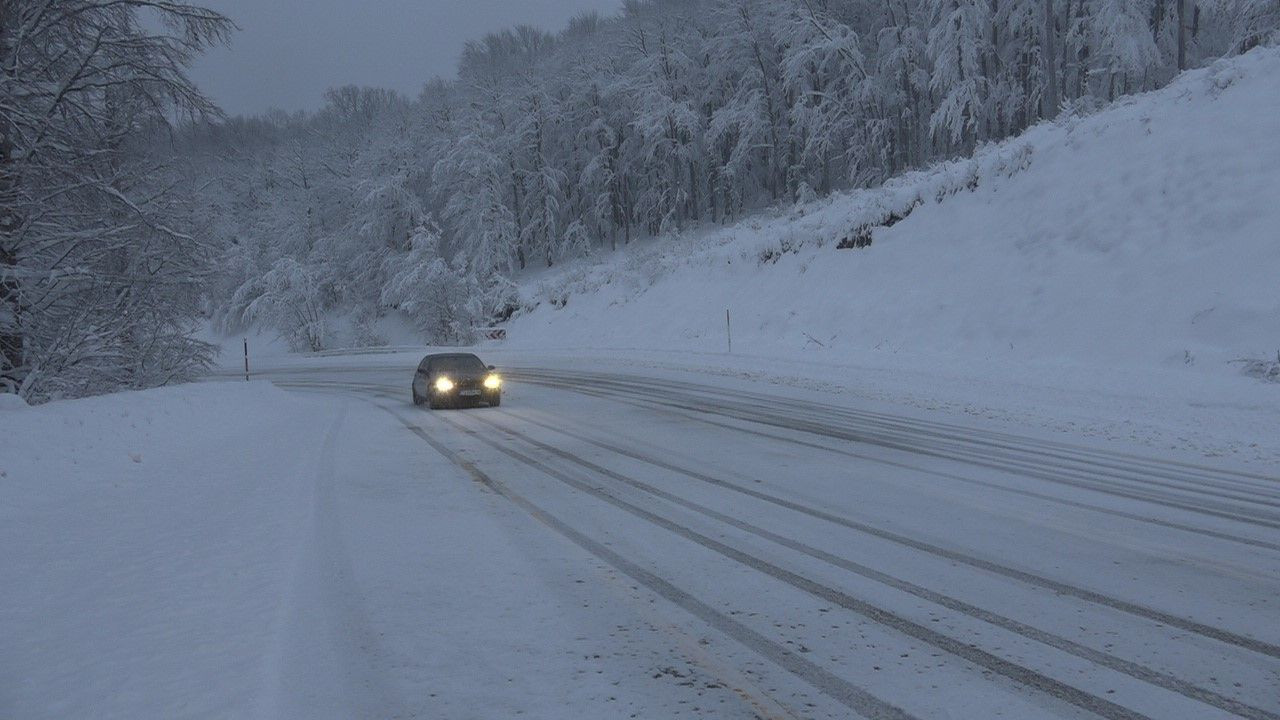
[237,258,331,352]
[519,92,569,267]
[381,225,481,344]
[1,0,232,400]
[1205,0,1280,52]
[928,0,996,150]
[1087,0,1163,99]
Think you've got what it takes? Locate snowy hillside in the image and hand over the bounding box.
[507,47,1280,379]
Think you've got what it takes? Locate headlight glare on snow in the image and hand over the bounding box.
[484,374,502,389]
[434,376,454,392]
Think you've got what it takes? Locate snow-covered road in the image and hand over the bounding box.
[249,354,1279,720]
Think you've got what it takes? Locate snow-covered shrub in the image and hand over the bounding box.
[237,258,331,352]
[350,308,388,348]
[478,274,521,324]
[794,182,818,206]
[558,221,593,263]
[380,225,480,344]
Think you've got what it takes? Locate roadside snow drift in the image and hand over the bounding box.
[0,382,336,719]
[509,47,1280,376]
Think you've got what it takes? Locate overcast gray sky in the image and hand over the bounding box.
[189,0,623,117]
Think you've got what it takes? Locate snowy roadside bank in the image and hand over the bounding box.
[0,382,340,718]
[503,47,1280,381]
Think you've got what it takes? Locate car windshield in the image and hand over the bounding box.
[430,356,485,374]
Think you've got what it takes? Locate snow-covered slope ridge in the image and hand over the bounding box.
[510,47,1280,375]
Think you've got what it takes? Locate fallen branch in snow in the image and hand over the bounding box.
[1228,352,1280,382]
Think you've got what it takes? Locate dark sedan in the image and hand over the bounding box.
[412,353,502,409]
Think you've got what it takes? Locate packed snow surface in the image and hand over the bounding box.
[0,384,329,718]
[0,378,791,719]
[509,47,1280,378]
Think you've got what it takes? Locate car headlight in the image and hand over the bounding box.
[483,374,502,389]
[434,377,454,392]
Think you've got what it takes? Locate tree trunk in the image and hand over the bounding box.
[1043,0,1059,119]
[687,158,700,222]
[0,15,22,390]
[1176,0,1187,71]
[510,170,526,270]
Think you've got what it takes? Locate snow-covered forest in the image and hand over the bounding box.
[187,0,1278,351]
[3,0,1279,400]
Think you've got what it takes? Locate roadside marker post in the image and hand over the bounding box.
[726,309,732,354]
[244,338,249,381]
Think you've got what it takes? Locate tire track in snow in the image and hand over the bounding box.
[276,368,1280,551]
[511,370,1280,520]
[307,401,408,717]
[489,383,1280,660]
[619,388,1280,552]
[519,368,1280,496]
[258,402,407,719]
[378,403,920,720]
[281,379,814,720]
[469,408,1279,720]
[255,409,348,720]
[275,377,1280,661]
[511,374,1280,547]
[422,411,1156,720]
[272,374,1280,714]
